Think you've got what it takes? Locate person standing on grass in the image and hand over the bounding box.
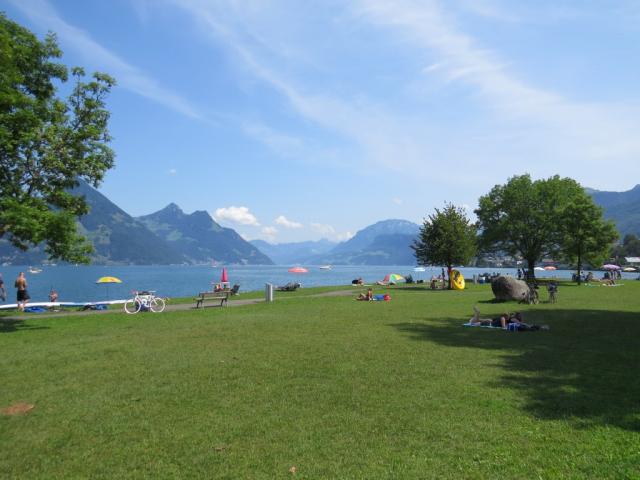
[0,274,6,302]
[14,272,29,311]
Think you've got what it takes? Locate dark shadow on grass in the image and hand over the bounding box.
[390,309,640,432]
[0,319,50,333]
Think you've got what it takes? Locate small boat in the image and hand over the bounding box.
[319,265,332,270]
[28,267,42,274]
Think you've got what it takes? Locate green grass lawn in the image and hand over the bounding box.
[1,282,639,478]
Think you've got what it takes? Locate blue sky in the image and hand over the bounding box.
[4,0,640,243]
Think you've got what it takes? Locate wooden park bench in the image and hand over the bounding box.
[194,291,230,308]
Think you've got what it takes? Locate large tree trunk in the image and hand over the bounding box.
[447,265,453,290]
[576,253,582,285]
[527,258,536,282]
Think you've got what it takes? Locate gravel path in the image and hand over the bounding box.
[0,289,358,321]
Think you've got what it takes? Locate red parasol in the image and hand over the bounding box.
[221,268,229,283]
[288,266,308,273]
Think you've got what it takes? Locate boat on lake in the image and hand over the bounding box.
[28,267,43,274]
[319,265,332,270]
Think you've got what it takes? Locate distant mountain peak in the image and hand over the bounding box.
[162,202,183,213]
[190,210,212,220]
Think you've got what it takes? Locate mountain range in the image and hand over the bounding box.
[589,185,640,237]
[252,219,421,265]
[0,181,272,265]
[250,239,336,265]
[2,182,637,266]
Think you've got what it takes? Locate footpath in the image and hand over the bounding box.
[0,289,358,322]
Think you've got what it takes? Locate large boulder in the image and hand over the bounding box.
[491,276,529,302]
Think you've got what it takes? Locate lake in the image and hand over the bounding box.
[0,265,636,304]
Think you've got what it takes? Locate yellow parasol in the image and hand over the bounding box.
[96,276,122,299]
[96,276,122,284]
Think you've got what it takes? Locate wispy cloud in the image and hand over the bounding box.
[261,226,278,241]
[275,215,303,229]
[161,0,439,176]
[310,222,352,242]
[9,0,203,120]
[353,0,640,179]
[214,206,260,226]
[165,0,640,189]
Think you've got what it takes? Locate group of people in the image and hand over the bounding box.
[0,272,31,311]
[0,272,59,312]
[469,306,548,331]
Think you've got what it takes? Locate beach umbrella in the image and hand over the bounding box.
[288,266,308,274]
[603,264,620,270]
[96,276,122,299]
[221,267,229,283]
[383,273,405,284]
[534,267,545,271]
[543,266,556,271]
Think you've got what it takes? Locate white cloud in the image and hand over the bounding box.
[168,168,177,175]
[310,222,335,236]
[336,231,354,242]
[310,223,352,242]
[274,215,303,229]
[392,198,403,205]
[352,0,640,184]
[9,0,204,120]
[261,226,278,241]
[214,206,260,226]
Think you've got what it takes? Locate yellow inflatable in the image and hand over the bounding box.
[451,269,465,290]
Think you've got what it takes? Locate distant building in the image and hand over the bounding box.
[625,257,640,266]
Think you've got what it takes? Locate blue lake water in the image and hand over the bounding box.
[0,264,636,304]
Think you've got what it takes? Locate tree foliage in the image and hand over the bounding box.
[413,204,476,289]
[559,194,618,283]
[476,174,617,280]
[611,234,640,265]
[0,13,115,263]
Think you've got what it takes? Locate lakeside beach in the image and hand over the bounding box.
[1,264,636,305]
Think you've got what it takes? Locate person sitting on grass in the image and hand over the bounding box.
[356,288,373,301]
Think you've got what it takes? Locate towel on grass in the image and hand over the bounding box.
[462,322,503,329]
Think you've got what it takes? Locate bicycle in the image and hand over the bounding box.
[124,290,166,314]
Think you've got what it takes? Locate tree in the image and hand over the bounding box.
[611,234,640,264]
[475,174,584,280]
[559,194,618,284]
[413,203,477,289]
[0,14,115,263]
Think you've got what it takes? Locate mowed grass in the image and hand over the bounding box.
[1,282,639,478]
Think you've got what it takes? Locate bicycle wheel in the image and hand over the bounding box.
[150,297,165,313]
[124,298,142,314]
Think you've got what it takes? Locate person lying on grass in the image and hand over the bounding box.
[469,307,523,328]
[469,306,549,331]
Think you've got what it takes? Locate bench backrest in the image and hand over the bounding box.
[198,291,229,298]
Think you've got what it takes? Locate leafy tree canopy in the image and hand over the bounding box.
[0,13,115,263]
[559,193,618,282]
[611,234,640,263]
[476,174,616,279]
[413,203,477,288]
